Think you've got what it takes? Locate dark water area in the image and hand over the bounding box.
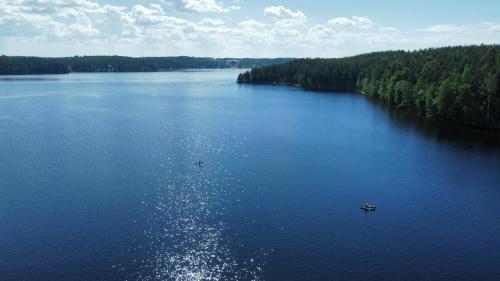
[366,97,500,149]
[0,70,499,281]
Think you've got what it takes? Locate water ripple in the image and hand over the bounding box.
[129,131,263,281]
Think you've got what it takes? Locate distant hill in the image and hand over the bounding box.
[0,56,291,75]
[238,45,500,129]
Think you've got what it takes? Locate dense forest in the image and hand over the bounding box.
[0,56,290,75]
[238,45,500,128]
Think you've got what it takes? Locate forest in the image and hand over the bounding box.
[237,45,500,128]
[0,56,290,75]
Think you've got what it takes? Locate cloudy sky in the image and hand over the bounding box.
[1,0,499,58]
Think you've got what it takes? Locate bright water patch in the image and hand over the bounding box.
[127,130,263,280]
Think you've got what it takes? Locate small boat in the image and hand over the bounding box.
[360,203,377,211]
[196,160,205,167]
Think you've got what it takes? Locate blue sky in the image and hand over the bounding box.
[1,0,499,57]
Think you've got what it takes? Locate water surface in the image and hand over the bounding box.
[1,70,500,281]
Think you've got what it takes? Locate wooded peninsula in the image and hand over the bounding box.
[238,45,500,128]
[0,56,290,75]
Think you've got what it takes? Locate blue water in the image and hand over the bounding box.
[1,70,500,281]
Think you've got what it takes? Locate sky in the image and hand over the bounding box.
[1,0,500,58]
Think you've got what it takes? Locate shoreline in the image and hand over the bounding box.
[238,81,500,131]
[0,68,251,76]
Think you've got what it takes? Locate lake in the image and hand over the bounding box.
[1,70,500,281]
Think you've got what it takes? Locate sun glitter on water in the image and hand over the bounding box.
[129,130,264,281]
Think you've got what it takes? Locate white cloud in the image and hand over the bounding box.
[378,27,398,32]
[0,0,124,37]
[130,4,167,25]
[238,19,266,29]
[418,22,500,35]
[1,0,499,58]
[485,22,500,32]
[264,5,306,21]
[161,0,239,13]
[199,18,224,26]
[421,24,463,33]
[327,16,373,29]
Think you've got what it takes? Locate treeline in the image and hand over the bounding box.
[0,56,70,75]
[0,55,290,75]
[238,45,500,128]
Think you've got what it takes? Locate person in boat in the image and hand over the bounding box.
[361,202,376,210]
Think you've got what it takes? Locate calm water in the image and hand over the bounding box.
[1,70,500,281]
